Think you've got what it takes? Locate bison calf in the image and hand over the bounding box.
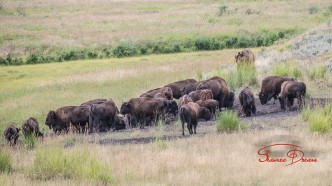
[4,124,20,146]
[279,81,306,110]
[239,87,256,117]
[178,94,193,109]
[195,99,219,116]
[180,102,212,136]
[22,117,44,138]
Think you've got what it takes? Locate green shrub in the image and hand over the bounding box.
[302,104,332,133]
[217,110,239,133]
[30,147,112,183]
[113,42,138,57]
[218,5,228,16]
[308,66,327,80]
[0,151,13,173]
[273,62,302,79]
[308,7,319,14]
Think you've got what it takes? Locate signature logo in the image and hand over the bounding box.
[258,144,317,166]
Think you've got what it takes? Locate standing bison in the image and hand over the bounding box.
[80,98,107,106]
[195,99,219,116]
[279,81,306,110]
[45,106,90,134]
[164,79,197,99]
[4,124,20,146]
[140,87,173,100]
[178,94,193,109]
[258,76,294,105]
[196,76,234,109]
[235,49,255,67]
[22,117,44,138]
[89,100,121,133]
[239,87,256,117]
[180,102,212,136]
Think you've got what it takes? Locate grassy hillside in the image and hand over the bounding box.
[0,0,331,61]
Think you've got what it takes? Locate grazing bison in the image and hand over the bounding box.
[181,81,201,96]
[258,76,294,105]
[164,79,197,99]
[180,102,212,136]
[89,100,120,133]
[235,49,255,66]
[195,99,219,116]
[178,94,193,109]
[188,89,213,102]
[196,76,234,108]
[239,87,256,117]
[80,99,107,106]
[45,106,90,133]
[120,97,178,128]
[22,117,44,138]
[4,124,20,146]
[279,81,306,110]
[140,87,173,100]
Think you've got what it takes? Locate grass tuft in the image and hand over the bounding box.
[302,104,332,133]
[308,66,327,80]
[273,62,302,79]
[0,150,13,174]
[216,110,240,133]
[29,147,112,183]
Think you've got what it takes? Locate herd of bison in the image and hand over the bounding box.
[3,50,307,146]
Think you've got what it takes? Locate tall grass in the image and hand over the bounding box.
[23,134,36,150]
[273,62,302,79]
[308,66,327,80]
[29,147,112,183]
[302,104,332,133]
[216,110,240,133]
[0,150,13,173]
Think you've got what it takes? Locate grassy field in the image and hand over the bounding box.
[0,0,331,58]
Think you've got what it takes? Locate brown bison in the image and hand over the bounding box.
[178,94,193,109]
[140,87,173,100]
[279,81,306,110]
[80,98,107,106]
[195,99,219,116]
[164,79,197,99]
[180,102,212,136]
[22,117,44,138]
[120,97,178,128]
[89,100,121,133]
[45,106,90,133]
[196,76,234,108]
[154,93,167,99]
[235,49,255,66]
[188,89,213,102]
[239,87,256,117]
[181,81,201,96]
[258,76,294,105]
[4,124,20,146]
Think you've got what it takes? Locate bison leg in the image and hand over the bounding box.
[182,121,185,136]
[279,97,286,110]
[251,103,257,116]
[187,123,192,135]
[193,120,198,134]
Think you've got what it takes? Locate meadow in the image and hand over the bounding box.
[0,0,332,185]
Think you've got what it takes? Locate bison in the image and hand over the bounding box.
[178,94,193,109]
[154,93,167,99]
[164,79,197,99]
[279,81,306,110]
[181,81,201,96]
[80,98,107,106]
[89,100,121,133]
[120,97,178,128]
[45,106,90,134]
[4,124,20,146]
[22,117,44,138]
[239,87,256,117]
[258,76,294,105]
[180,102,212,136]
[195,99,219,116]
[140,87,173,100]
[188,89,213,102]
[196,76,234,109]
[235,49,255,67]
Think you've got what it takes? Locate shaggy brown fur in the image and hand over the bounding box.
[164,79,197,99]
[279,81,306,110]
[4,124,20,146]
[239,87,256,117]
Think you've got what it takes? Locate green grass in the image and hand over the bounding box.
[29,147,112,183]
[273,62,302,79]
[0,150,13,174]
[302,104,332,133]
[216,110,240,133]
[308,66,327,80]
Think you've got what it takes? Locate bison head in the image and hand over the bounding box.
[120,102,131,115]
[45,110,56,129]
[201,107,212,121]
[165,100,178,116]
[258,92,268,105]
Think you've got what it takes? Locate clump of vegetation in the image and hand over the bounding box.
[218,5,228,16]
[0,150,13,174]
[273,62,302,79]
[215,64,257,91]
[29,147,112,183]
[23,134,36,149]
[308,6,319,14]
[217,110,240,133]
[308,66,327,80]
[302,104,332,133]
